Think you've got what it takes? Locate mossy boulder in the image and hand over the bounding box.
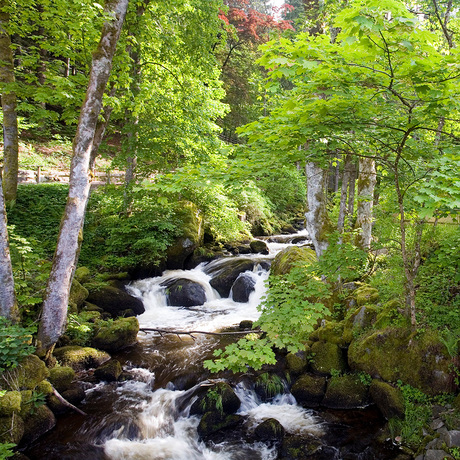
[36,380,53,397]
[86,285,145,317]
[53,346,110,371]
[21,405,56,446]
[270,246,316,276]
[369,380,405,420]
[310,341,347,376]
[0,355,49,391]
[254,418,285,443]
[74,266,91,284]
[48,366,75,393]
[69,279,89,311]
[354,285,379,306]
[191,381,240,416]
[197,412,242,440]
[250,240,269,255]
[91,317,139,352]
[348,327,452,395]
[0,391,22,416]
[310,321,348,347]
[286,350,309,376]
[374,299,410,329]
[279,435,323,459]
[290,374,327,408]
[322,374,369,409]
[19,391,33,418]
[94,360,123,382]
[166,201,204,269]
[254,373,285,401]
[0,414,24,444]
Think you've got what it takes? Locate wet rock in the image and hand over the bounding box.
[197,412,242,439]
[0,414,24,444]
[206,259,255,297]
[254,418,285,443]
[239,320,254,330]
[48,366,75,393]
[47,384,85,415]
[310,341,346,376]
[270,246,316,276]
[20,405,56,446]
[0,391,22,416]
[231,273,256,303]
[53,346,110,371]
[163,278,207,307]
[285,350,309,376]
[255,373,286,401]
[86,285,145,317]
[92,317,139,352]
[279,434,323,459]
[291,374,327,408]
[94,359,122,382]
[0,355,49,391]
[92,415,141,442]
[190,381,240,416]
[369,380,405,420]
[322,374,369,409]
[250,240,269,255]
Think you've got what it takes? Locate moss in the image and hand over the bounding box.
[21,405,56,445]
[374,299,409,329]
[348,327,451,395]
[74,266,91,284]
[91,317,139,352]
[286,351,308,376]
[322,374,369,409]
[270,246,316,276]
[290,374,327,407]
[355,285,379,306]
[69,279,89,311]
[454,394,460,412]
[0,414,25,444]
[53,345,110,371]
[310,321,348,346]
[197,412,241,439]
[0,391,22,416]
[19,390,33,418]
[369,380,405,420]
[94,360,122,382]
[36,380,53,396]
[310,341,347,376]
[48,366,75,393]
[254,418,285,442]
[0,355,49,391]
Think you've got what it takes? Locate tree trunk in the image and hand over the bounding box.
[355,156,376,249]
[347,161,356,229]
[305,162,330,258]
[37,0,128,355]
[0,176,18,322]
[338,154,352,231]
[0,3,19,204]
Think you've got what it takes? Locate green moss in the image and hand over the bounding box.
[286,351,308,375]
[355,285,379,306]
[270,246,316,276]
[310,341,346,375]
[19,390,33,418]
[53,346,110,371]
[94,360,122,382]
[374,299,409,329]
[36,380,53,396]
[369,380,405,420]
[48,367,75,393]
[322,374,369,409]
[0,355,49,391]
[69,279,89,311]
[0,391,22,416]
[309,321,347,346]
[0,414,25,444]
[74,266,91,284]
[290,374,327,407]
[91,317,139,352]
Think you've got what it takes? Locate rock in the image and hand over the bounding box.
[291,374,327,408]
[354,285,379,306]
[374,299,409,329]
[190,381,240,416]
[442,430,460,448]
[250,240,269,255]
[310,341,346,376]
[69,279,89,311]
[310,321,348,347]
[74,266,91,284]
[92,317,139,353]
[254,373,285,401]
[285,350,308,376]
[254,418,285,443]
[53,346,110,371]
[239,320,254,330]
[47,384,85,415]
[48,366,75,393]
[231,273,256,303]
[0,391,22,416]
[351,305,379,328]
[348,327,452,395]
[86,285,145,317]
[36,380,53,397]
[270,246,316,276]
[279,435,323,459]
[322,374,369,409]
[166,201,204,269]
[163,278,207,307]
[197,412,242,439]
[454,394,460,411]
[0,414,24,444]
[21,405,56,446]
[424,450,453,460]
[94,360,123,382]
[369,380,405,420]
[206,259,255,297]
[0,355,49,391]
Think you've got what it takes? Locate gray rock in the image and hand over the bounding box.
[442,430,460,448]
[231,273,256,303]
[424,450,453,460]
[164,278,207,307]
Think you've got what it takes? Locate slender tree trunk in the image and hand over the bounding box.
[338,154,352,231]
[37,0,128,356]
[347,161,356,229]
[305,162,330,258]
[0,176,18,322]
[355,156,377,249]
[0,2,18,204]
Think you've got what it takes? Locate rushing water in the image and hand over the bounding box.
[24,231,399,459]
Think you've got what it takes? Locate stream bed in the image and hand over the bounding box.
[24,232,401,460]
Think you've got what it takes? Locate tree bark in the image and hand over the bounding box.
[0,2,19,204]
[0,176,18,322]
[347,161,356,229]
[337,153,352,231]
[37,0,128,355]
[355,156,377,249]
[305,162,330,258]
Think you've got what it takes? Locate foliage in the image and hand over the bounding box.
[256,373,285,398]
[0,317,35,374]
[25,391,46,415]
[0,443,15,459]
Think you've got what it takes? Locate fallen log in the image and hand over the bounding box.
[139,327,263,340]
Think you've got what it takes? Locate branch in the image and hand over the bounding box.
[52,387,87,416]
[139,328,263,340]
[432,0,454,49]
[141,61,183,88]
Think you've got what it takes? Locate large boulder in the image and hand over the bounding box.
[322,374,369,409]
[348,327,452,395]
[166,201,204,269]
[91,317,139,352]
[86,285,144,317]
[21,405,56,446]
[197,412,242,440]
[53,346,110,371]
[254,418,285,443]
[69,279,89,312]
[0,355,49,391]
[190,381,240,416]
[94,360,123,382]
[250,240,269,255]
[310,341,347,376]
[0,414,24,444]
[163,278,207,307]
[48,366,75,393]
[290,374,327,408]
[231,273,256,303]
[369,380,405,420]
[270,246,316,276]
[205,259,255,298]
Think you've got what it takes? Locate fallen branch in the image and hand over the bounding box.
[52,387,87,416]
[139,327,263,340]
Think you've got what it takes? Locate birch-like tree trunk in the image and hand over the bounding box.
[0,176,18,322]
[37,0,128,355]
[355,156,377,249]
[347,162,356,228]
[337,154,353,231]
[305,162,330,258]
[0,2,19,204]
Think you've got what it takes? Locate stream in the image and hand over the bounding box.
[24,231,400,460]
